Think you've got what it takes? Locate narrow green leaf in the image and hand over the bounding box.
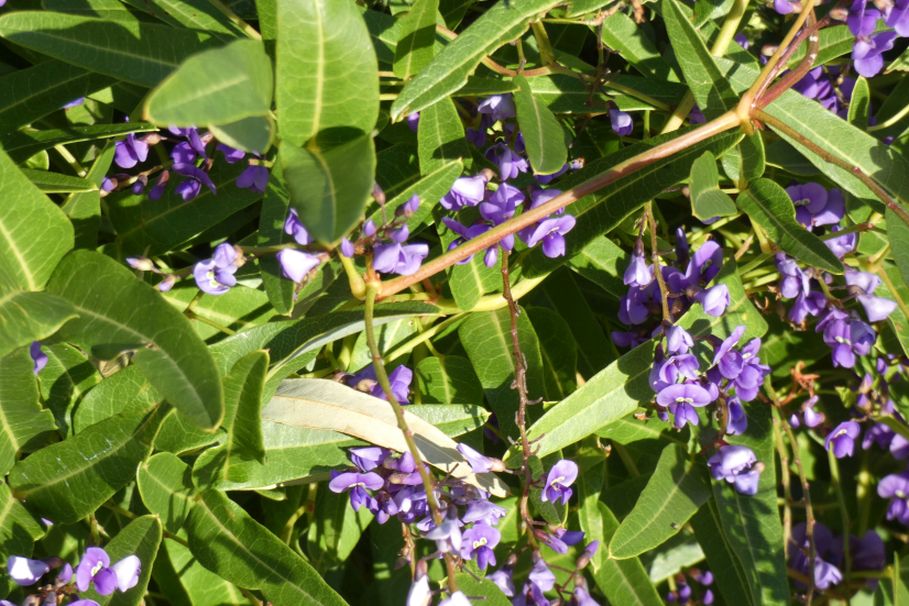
[0,146,74,293]
[163,538,251,605]
[1,123,157,163]
[186,490,349,605]
[46,251,224,429]
[224,350,268,462]
[275,0,378,146]
[600,12,668,80]
[137,452,194,534]
[415,355,484,404]
[528,307,577,400]
[367,159,461,231]
[737,178,842,273]
[0,11,219,87]
[74,367,160,432]
[121,0,243,37]
[0,291,76,360]
[690,150,737,221]
[513,75,568,175]
[280,134,376,243]
[417,97,470,175]
[21,168,95,193]
[848,76,871,126]
[662,0,737,117]
[261,379,506,496]
[459,308,546,435]
[0,482,45,598]
[9,407,166,523]
[694,404,788,605]
[258,179,295,315]
[306,488,372,571]
[721,133,765,184]
[92,516,163,606]
[144,39,273,137]
[0,60,112,130]
[393,0,440,80]
[208,115,274,154]
[0,348,57,476]
[390,0,561,119]
[592,503,664,606]
[609,444,711,558]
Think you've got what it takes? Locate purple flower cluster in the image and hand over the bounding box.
[107,127,267,202]
[787,522,884,592]
[707,444,764,495]
[344,363,414,404]
[192,242,243,296]
[793,66,856,117]
[613,232,730,347]
[665,568,715,605]
[440,94,580,267]
[6,546,140,605]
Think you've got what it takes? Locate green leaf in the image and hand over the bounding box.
[137,452,194,534]
[528,306,577,400]
[609,444,711,558]
[661,0,737,117]
[417,97,470,175]
[121,0,243,38]
[390,0,561,119]
[144,39,273,143]
[690,150,736,221]
[447,246,501,310]
[415,355,484,404]
[208,115,274,154]
[453,574,511,606]
[223,350,268,462]
[368,158,462,230]
[0,60,112,130]
[63,144,114,249]
[0,12,219,87]
[693,404,788,606]
[21,168,95,193]
[92,516,163,606]
[600,12,668,80]
[163,538,251,605]
[74,366,160,432]
[1,122,157,163]
[258,180,296,315]
[185,489,349,605]
[889,206,909,289]
[9,406,166,523]
[0,348,57,476]
[513,75,568,175]
[591,502,664,606]
[275,0,378,146]
[0,482,45,598]
[0,291,76,360]
[46,251,225,429]
[721,133,765,184]
[0,146,74,293]
[280,134,376,243]
[459,308,546,435]
[393,0,440,80]
[737,178,842,273]
[306,488,372,571]
[260,379,506,496]
[848,76,871,127]
[108,161,264,257]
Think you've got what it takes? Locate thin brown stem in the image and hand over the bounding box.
[501,251,538,548]
[378,110,742,299]
[644,202,672,323]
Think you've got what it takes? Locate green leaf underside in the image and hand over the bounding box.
[690,150,736,220]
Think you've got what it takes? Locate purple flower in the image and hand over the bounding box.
[283,208,311,245]
[656,383,712,429]
[787,182,845,228]
[351,364,413,403]
[477,94,515,122]
[479,182,523,224]
[852,530,886,572]
[773,0,800,13]
[110,555,141,592]
[826,420,861,458]
[236,164,269,193]
[523,215,576,258]
[726,399,748,435]
[373,241,429,276]
[541,528,585,554]
[398,194,420,217]
[216,144,245,164]
[888,0,909,35]
[29,341,48,375]
[697,284,730,317]
[277,249,321,283]
[789,523,843,589]
[541,459,578,504]
[114,134,149,169]
[461,500,507,526]
[623,249,653,287]
[486,143,529,180]
[7,555,49,586]
[878,471,909,525]
[488,568,515,597]
[848,0,882,36]
[425,519,462,553]
[609,109,633,136]
[441,175,487,210]
[707,445,763,495]
[193,242,239,295]
[172,163,216,201]
[853,31,898,78]
[406,112,420,132]
[460,523,500,569]
[456,443,504,473]
[328,471,384,511]
[340,238,355,257]
[573,584,601,606]
[666,325,694,355]
[74,547,139,595]
[825,226,857,258]
[406,575,431,606]
[439,591,471,606]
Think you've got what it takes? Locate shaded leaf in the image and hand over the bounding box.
[513,75,568,175]
[393,0,440,80]
[417,97,470,175]
[0,348,57,476]
[92,516,162,606]
[690,150,736,221]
